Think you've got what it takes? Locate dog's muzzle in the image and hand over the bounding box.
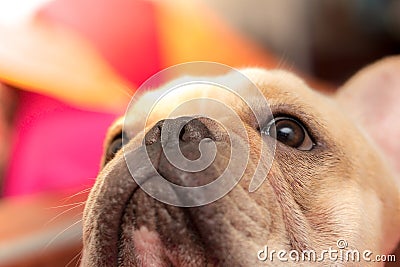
[141,117,230,188]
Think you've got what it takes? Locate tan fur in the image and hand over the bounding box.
[82,59,400,266]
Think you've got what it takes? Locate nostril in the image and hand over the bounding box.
[179,119,212,142]
[145,118,215,145]
[144,120,165,145]
[179,126,185,141]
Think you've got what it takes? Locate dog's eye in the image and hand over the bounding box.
[261,117,314,151]
[105,137,123,162]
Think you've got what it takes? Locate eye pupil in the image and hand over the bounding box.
[273,120,305,148]
[262,116,314,150]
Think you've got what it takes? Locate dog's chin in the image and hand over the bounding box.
[117,188,222,266]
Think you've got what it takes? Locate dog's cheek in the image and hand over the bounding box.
[82,153,139,266]
[271,148,359,242]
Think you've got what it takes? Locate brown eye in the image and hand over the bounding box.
[262,117,314,151]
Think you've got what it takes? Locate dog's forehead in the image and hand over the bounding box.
[114,68,335,133]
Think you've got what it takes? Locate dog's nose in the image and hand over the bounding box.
[179,118,213,142]
[145,117,215,145]
[142,117,228,188]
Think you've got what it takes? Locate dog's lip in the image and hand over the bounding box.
[111,142,206,266]
[117,187,216,266]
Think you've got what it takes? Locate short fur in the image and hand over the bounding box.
[82,57,400,266]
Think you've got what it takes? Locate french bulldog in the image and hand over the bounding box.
[81,57,400,266]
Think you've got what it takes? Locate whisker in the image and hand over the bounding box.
[66,248,83,267]
[59,187,91,204]
[118,84,134,99]
[44,203,85,227]
[46,201,86,210]
[285,59,296,73]
[75,250,83,267]
[43,219,82,251]
[276,51,289,69]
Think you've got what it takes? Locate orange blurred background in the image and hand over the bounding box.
[0,0,398,266]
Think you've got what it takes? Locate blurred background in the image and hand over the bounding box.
[0,0,399,266]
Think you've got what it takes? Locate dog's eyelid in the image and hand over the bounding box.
[110,130,128,142]
[269,104,319,128]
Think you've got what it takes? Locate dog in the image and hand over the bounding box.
[81,57,400,266]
